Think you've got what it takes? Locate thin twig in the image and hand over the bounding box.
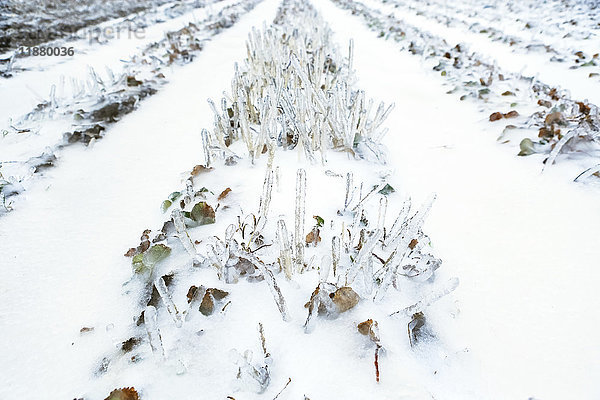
[273,378,292,399]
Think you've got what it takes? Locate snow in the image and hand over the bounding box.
[316,1,600,398]
[0,0,281,397]
[361,0,600,105]
[1,0,599,399]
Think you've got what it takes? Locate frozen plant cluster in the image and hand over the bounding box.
[202,0,394,166]
[92,0,458,397]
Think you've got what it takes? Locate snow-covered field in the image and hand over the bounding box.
[1,0,599,399]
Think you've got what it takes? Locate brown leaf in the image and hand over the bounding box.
[503,110,519,119]
[538,127,554,139]
[408,239,418,250]
[305,227,321,246]
[191,164,213,176]
[187,285,200,304]
[126,76,142,87]
[121,337,142,353]
[80,327,94,334]
[104,387,140,400]
[545,111,565,126]
[199,291,214,316]
[331,287,359,313]
[489,112,504,121]
[358,319,374,336]
[358,319,380,343]
[190,202,215,225]
[124,248,137,257]
[537,99,552,108]
[218,188,232,201]
[210,288,229,300]
[577,102,591,115]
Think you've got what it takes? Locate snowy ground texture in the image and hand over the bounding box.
[1,0,599,399]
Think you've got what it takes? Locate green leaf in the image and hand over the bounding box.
[161,200,172,213]
[132,244,171,274]
[190,202,215,225]
[378,183,396,196]
[313,215,324,227]
[518,138,536,156]
[132,253,145,273]
[145,244,171,265]
[168,191,182,202]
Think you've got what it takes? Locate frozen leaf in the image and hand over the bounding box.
[168,192,182,202]
[186,285,201,303]
[104,387,140,400]
[306,227,321,246]
[218,188,232,201]
[124,248,137,257]
[132,244,171,274]
[145,244,171,266]
[518,138,536,156]
[161,200,172,213]
[190,202,216,225]
[408,239,418,250]
[545,112,566,126]
[408,312,426,347]
[538,99,552,108]
[191,165,213,176]
[121,337,142,353]
[489,112,504,121]
[198,288,229,316]
[331,287,359,313]
[357,319,380,343]
[199,291,214,316]
[378,183,395,196]
[211,288,229,300]
[126,76,142,87]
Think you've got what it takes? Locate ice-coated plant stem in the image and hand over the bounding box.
[235,250,290,321]
[144,305,166,360]
[319,255,331,283]
[377,195,387,233]
[294,168,306,272]
[171,209,197,258]
[331,235,341,277]
[344,172,354,210]
[201,128,212,168]
[155,276,182,328]
[277,219,294,279]
[257,167,274,232]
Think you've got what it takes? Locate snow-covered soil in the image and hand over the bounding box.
[0,0,280,397]
[366,0,600,105]
[316,1,600,398]
[1,0,599,399]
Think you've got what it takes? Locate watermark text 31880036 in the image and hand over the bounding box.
[18,46,75,56]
